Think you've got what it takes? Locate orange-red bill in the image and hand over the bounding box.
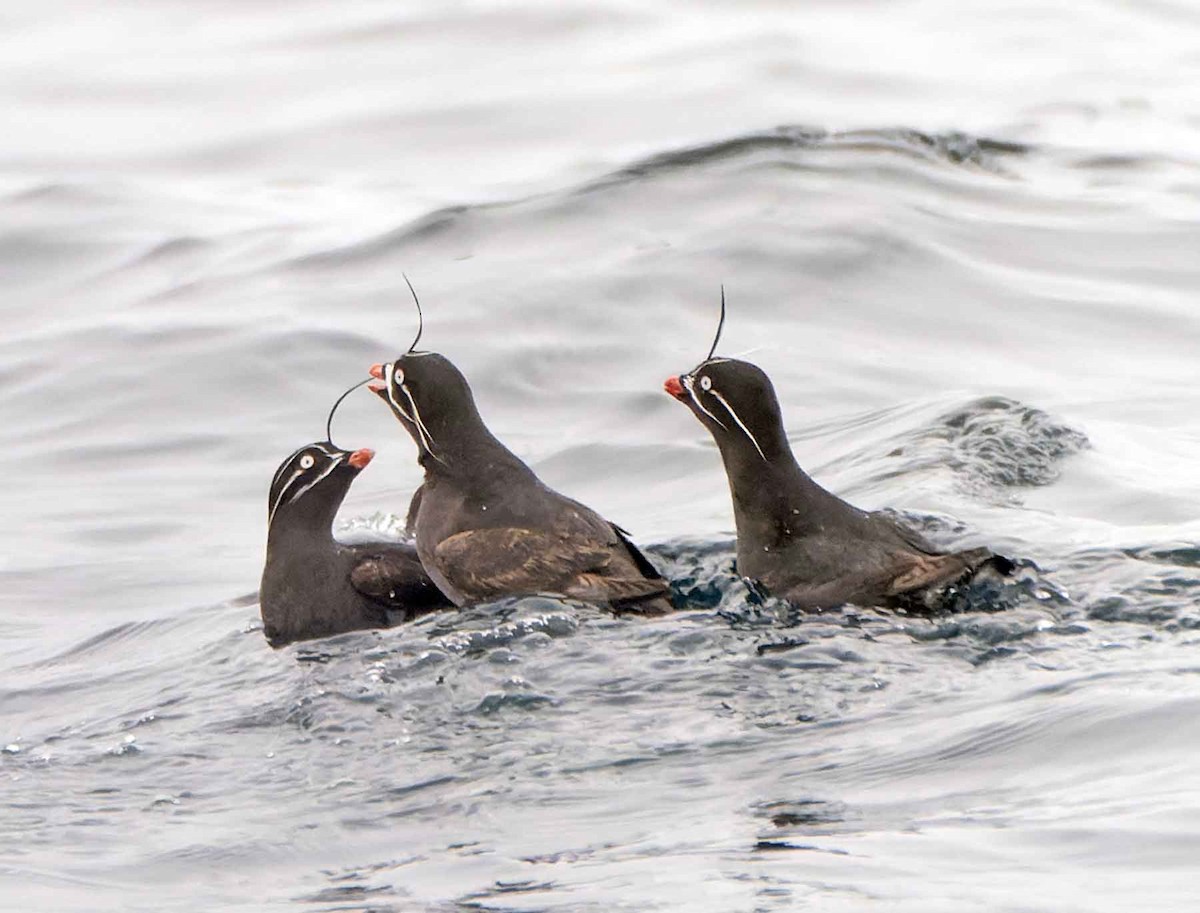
[664,375,686,400]
[347,448,375,469]
[369,363,385,380]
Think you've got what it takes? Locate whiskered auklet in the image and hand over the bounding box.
[367,352,672,614]
[664,295,1009,611]
[260,441,452,647]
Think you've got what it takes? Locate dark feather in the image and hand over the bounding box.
[350,548,449,614]
[566,573,672,614]
[404,485,426,538]
[610,523,667,584]
[887,552,975,595]
[430,522,670,611]
[432,527,611,601]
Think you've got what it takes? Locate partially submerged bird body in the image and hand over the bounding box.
[737,494,998,611]
[371,353,672,615]
[666,358,1006,611]
[260,442,451,647]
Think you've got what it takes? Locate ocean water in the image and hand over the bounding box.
[4,1,1200,910]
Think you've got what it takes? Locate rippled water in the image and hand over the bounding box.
[4,2,1200,910]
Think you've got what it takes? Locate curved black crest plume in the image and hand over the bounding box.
[704,285,726,362]
[325,377,370,446]
[404,272,423,353]
[324,273,424,446]
[326,274,424,446]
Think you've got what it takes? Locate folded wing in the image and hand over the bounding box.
[432,524,670,611]
[350,546,452,618]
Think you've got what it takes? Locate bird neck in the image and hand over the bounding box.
[715,430,843,544]
[419,418,539,492]
[266,498,341,557]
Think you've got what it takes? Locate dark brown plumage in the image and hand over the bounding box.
[259,441,452,647]
[368,352,672,614]
[665,358,1009,611]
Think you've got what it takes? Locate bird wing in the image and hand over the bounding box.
[349,546,451,614]
[610,522,666,582]
[885,548,992,596]
[563,573,672,613]
[430,522,671,610]
[431,527,611,602]
[590,523,673,613]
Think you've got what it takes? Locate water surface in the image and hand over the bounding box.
[3,2,1200,910]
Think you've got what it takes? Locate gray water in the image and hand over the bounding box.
[4,2,1200,910]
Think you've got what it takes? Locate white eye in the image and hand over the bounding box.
[299,454,316,469]
[699,375,712,391]
[391,366,405,386]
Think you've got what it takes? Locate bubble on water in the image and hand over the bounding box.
[107,735,141,757]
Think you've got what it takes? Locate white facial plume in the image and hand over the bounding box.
[384,361,443,464]
[268,442,346,526]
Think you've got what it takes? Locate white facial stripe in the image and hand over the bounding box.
[284,454,344,506]
[401,383,438,455]
[270,460,292,492]
[273,448,306,489]
[268,452,345,526]
[683,374,727,430]
[274,442,339,490]
[383,362,446,464]
[710,389,768,462]
[384,363,414,422]
[268,466,305,527]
